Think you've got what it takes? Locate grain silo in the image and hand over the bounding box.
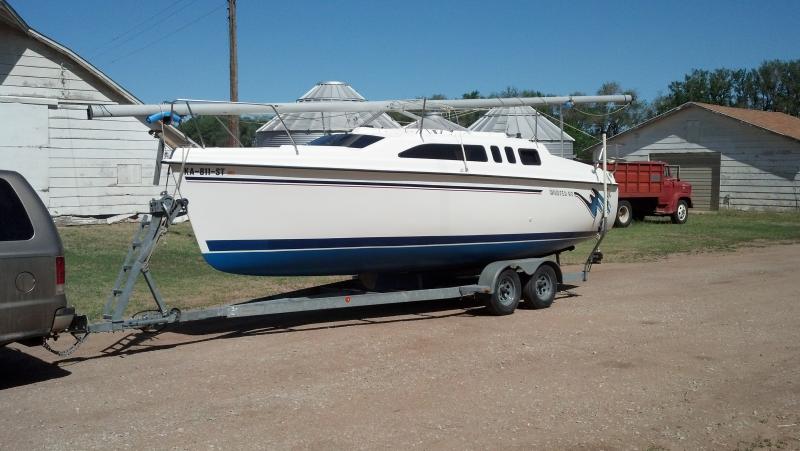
[403,113,468,131]
[254,81,401,146]
[469,106,575,158]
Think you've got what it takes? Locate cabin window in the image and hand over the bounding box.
[518,148,542,165]
[308,133,384,148]
[504,146,517,164]
[490,146,502,163]
[399,144,462,160]
[0,179,34,241]
[464,145,488,162]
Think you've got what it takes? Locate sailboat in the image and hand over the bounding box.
[88,95,626,276]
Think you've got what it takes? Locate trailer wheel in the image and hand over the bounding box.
[614,201,633,228]
[671,200,688,224]
[482,269,521,315]
[522,264,557,309]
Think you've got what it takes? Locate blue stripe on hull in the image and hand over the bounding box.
[202,238,588,276]
[206,231,595,252]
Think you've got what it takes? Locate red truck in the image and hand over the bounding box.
[609,160,693,227]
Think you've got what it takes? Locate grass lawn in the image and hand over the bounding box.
[60,210,800,320]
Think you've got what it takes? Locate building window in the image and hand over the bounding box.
[518,148,541,165]
[504,146,517,164]
[490,146,502,163]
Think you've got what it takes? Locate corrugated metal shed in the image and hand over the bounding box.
[255,81,400,146]
[468,106,575,158]
[404,113,468,131]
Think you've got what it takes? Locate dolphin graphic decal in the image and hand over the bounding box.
[574,189,607,218]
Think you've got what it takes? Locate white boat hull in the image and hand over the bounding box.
[171,163,617,276]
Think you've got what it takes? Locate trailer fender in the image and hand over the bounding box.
[477,257,560,293]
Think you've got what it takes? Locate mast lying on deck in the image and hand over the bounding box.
[87,95,633,119]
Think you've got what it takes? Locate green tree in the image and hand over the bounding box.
[653,59,800,116]
[178,116,266,147]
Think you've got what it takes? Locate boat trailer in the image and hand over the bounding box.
[47,192,607,356]
[46,133,613,356]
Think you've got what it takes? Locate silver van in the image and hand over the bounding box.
[0,170,74,346]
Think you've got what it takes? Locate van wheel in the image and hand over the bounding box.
[614,201,633,227]
[671,200,688,224]
[482,269,521,315]
[522,265,557,309]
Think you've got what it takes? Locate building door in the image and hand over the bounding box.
[651,153,721,210]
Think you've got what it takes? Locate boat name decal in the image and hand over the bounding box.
[185,167,227,176]
[574,189,608,218]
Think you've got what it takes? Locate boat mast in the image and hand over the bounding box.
[87,95,633,119]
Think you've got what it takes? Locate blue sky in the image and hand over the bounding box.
[11,0,800,104]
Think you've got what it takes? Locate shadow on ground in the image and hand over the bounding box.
[56,286,581,364]
[0,347,71,390]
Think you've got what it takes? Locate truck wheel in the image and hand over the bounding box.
[522,264,557,309]
[671,200,688,224]
[482,269,521,315]
[614,200,633,228]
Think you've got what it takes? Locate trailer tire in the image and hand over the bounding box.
[614,200,633,228]
[482,269,521,315]
[671,200,688,224]
[522,264,557,309]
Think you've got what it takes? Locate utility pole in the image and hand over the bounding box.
[227,0,239,147]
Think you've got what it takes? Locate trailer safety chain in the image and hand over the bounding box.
[42,331,91,357]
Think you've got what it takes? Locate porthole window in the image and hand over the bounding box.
[504,146,517,164]
[490,146,502,163]
[518,148,542,165]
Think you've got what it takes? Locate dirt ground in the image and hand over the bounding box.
[2,244,799,450]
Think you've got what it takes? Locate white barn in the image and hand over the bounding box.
[0,1,185,217]
[590,102,800,211]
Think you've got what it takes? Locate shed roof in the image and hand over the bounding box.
[404,113,468,131]
[256,81,400,133]
[0,0,189,147]
[589,102,800,152]
[691,102,800,143]
[468,106,575,142]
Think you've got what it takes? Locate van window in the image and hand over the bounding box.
[490,146,502,162]
[504,147,517,164]
[464,145,488,162]
[0,179,34,241]
[518,148,542,165]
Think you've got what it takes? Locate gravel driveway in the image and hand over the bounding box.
[2,244,799,450]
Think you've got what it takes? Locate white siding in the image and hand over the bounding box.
[602,106,800,211]
[539,141,574,159]
[0,24,164,216]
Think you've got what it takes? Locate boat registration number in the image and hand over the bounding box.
[549,189,573,197]
[185,167,226,176]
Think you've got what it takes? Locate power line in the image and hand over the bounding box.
[92,0,192,57]
[109,3,225,64]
